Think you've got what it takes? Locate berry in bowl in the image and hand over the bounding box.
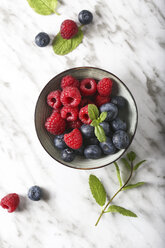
[35,67,138,170]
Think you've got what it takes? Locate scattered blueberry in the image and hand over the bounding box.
[78,10,93,25]
[100,122,111,136]
[112,130,130,149]
[28,186,42,201]
[54,134,67,150]
[35,32,50,47]
[111,96,126,108]
[86,137,99,145]
[100,103,118,121]
[80,124,94,138]
[100,137,117,155]
[84,145,102,159]
[111,118,127,131]
[61,148,75,162]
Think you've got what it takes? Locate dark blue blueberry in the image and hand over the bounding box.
[111,118,127,131]
[100,137,117,155]
[61,148,76,162]
[35,32,50,47]
[100,122,111,136]
[28,186,42,201]
[78,10,93,25]
[86,137,99,145]
[80,124,94,138]
[111,96,126,108]
[100,103,118,122]
[74,145,84,156]
[112,130,130,150]
[84,145,102,159]
[54,134,67,150]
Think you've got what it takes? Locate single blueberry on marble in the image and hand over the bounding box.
[28,186,42,201]
[84,145,102,159]
[35,32,50,47]
[112,130,130,149]
[78,10,93,25]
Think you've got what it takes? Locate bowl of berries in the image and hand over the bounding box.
[35,67,138,170]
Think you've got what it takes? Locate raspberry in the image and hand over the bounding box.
[64,128,83,149]
[79,105,92,125]
[45,112,66,135]
[60,20,78,39]
[61,106,79,121]
[61,75,79,89]
[95,94,110,107]
[0,193,19,213]
[80,97,93,108]
[47,90,62,109]
[60,86,81,107]
[97,78,113,96]
[80,78,97,96]
[67,119,82,129]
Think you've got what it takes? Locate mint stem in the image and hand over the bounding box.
[95,161,134,226]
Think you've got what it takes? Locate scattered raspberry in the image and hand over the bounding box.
[61,106,79,122]
[97,78,113,96]
[79,105,92,125]
[80,78,97,96]
[95,94,110,107]
[60,86,81,107]
[67,119,82,129]
[0,193,19,213]
[80,97,93,108]
[45,112,66,135]
[60,20,78,39]
[61,75,79,89]
[47,90,62,109]
[64,128,83,149]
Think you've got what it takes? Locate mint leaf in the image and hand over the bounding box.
[123,182,145,191]
[91,119,99,127]
[106,205,137,217]
[94,125,106,142]
[88,104,99,121]
[127,151,136,162]
[52,28,83,55]
[27,0,58,15]
[121,158,131,170]
[98,112,107,123]
[114,162,122,187]
[134,160,146,171]
[89,175,106,206]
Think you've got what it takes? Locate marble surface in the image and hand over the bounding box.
[0,0,165,247]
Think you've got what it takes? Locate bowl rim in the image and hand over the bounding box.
[34,66,138,170]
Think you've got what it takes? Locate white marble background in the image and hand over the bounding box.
[0,0,165,247]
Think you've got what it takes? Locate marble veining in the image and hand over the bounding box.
[0,0,165,247]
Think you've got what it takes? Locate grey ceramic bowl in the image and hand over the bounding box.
[35,67,138,170]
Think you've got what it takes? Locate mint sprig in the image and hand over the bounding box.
[27,0,59,15]
[89,151,147,226]
[88,104,107,142]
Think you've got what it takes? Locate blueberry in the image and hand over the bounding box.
[80,124,94,138]
[78,10,93,25]
[54,134,67,150]
[111,118,127,131]
[86,137,99,145]
[100,103,118,121]
[84,145,102,159]
[28,186,42,201]
[112,130,130,150]
[35,32,50,47]
[61,148,76,162]
[100,122,111,136]
[74,145,84,156]
[111,96,126,108]
[100,137,117,155]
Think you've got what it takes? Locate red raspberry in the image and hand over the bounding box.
[79,105,92,125]
[95,94,110,107]
[60,20,78,39]
[61,106,79,122]
[80,97,93,108]
[97,78,113,96]
[47,90,62,109]
[64,128,82,149]
[61,75,79,89]
[45,112,66,135]
[0,193,19,213]
[60,86,81,107]
[80,78,97,96]
[67,119,82,129]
